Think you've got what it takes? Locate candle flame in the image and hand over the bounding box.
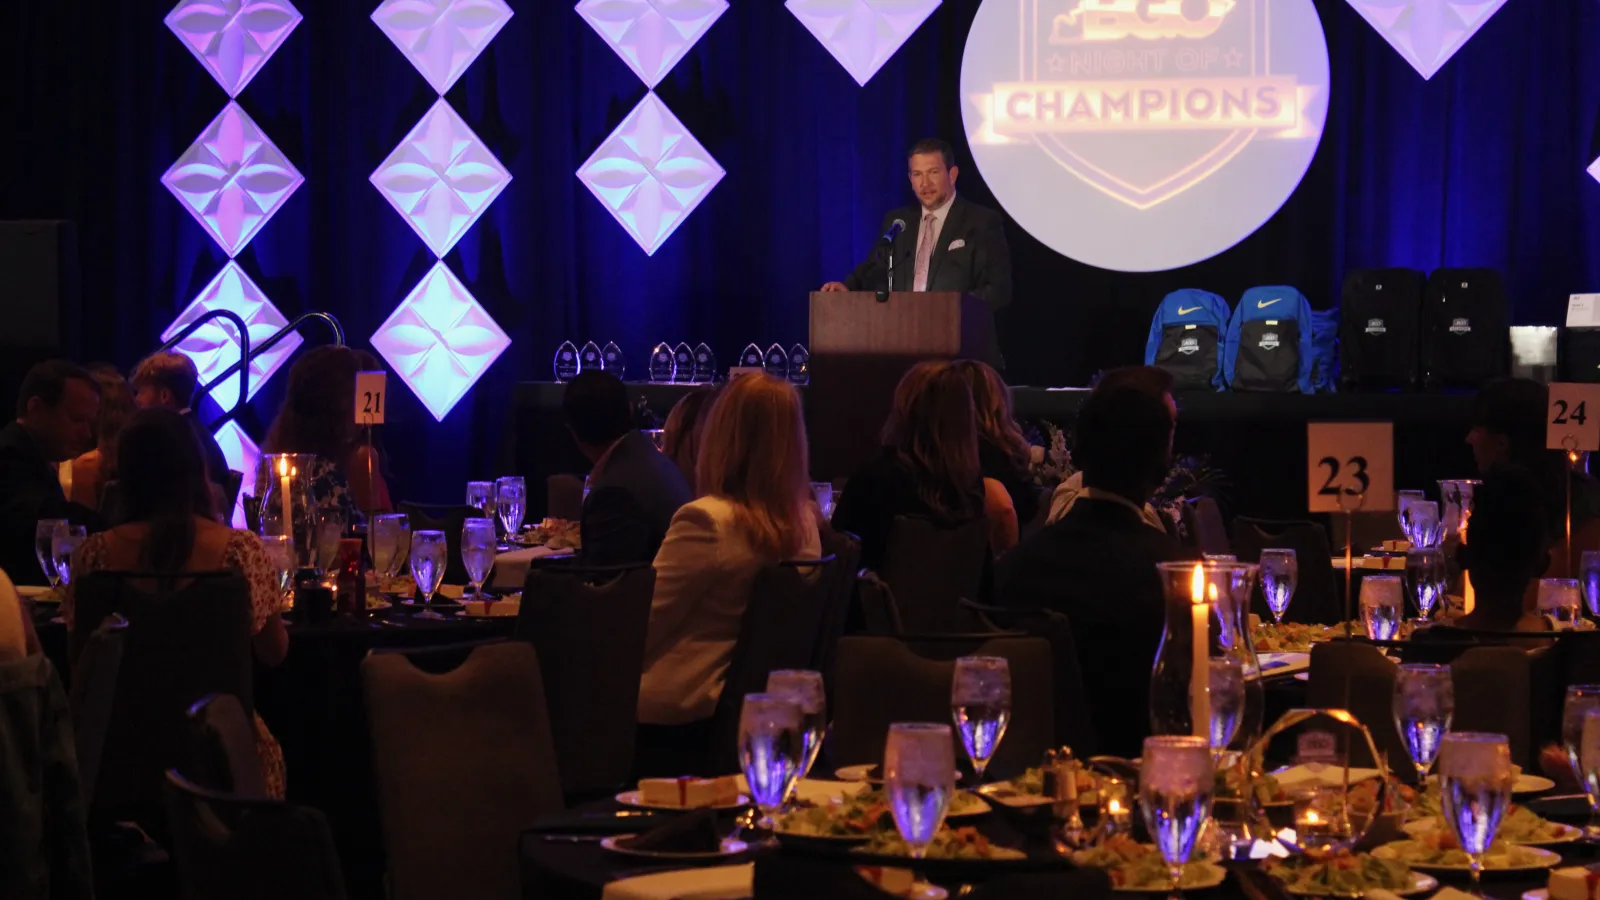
[1571,451,1581,465]
[1107,798,1124,815]
[277,457,289,478]
[1302,809,1321,825]
[1190,564,1205,605]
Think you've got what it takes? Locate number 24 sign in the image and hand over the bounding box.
[1306,422,1394,513]
[1548,383,1600,452]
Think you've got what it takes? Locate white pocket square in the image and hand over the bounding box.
[947,239,966,251]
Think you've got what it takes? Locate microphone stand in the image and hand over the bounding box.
[877,239,894,304]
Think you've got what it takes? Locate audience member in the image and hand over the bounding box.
[954,360,1041,527]
[0,568,25,661]
[1048,368,1178,531]
[832,361,1017,569]
[996,365,1196,756]
[639,373,822,729]
[63,408,288,797]
[0,361,103,585]
[564,370,691,566]
[660,386,719,495]
[262,346,392,518]
[67,369,134,512]
[1450,464,1551,635]
[130,351,230,484]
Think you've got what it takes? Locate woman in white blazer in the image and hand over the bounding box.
[638,373,822,726]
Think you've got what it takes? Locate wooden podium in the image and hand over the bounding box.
[808,291,994,479]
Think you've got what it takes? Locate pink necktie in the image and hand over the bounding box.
[912,212,936,292]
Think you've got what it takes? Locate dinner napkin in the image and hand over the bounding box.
[734,776,866,806]
[601,864,753,900]
[617,809,723,854]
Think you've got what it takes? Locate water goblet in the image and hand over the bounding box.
[465,481,495,518]
[1207,657,1246,760]
[1258,548,1298,625]
[1583,551,1600,619]
[1139,735,1214,899]
[1437,732,1514,892]
[51,525,87,586]
[1405,548,1447,624]
[1579,708,1600,844]
[884,723,956,860]
[1393,663,1454,783]
[461,517,497,602]
[260,534,295,608]
[312,509,345,574]
[1563,685,1600,839]
[952,656,1011,782]
[1406,501,1443,550]
[1360,575,1404,641]
[34,519,66,588]
[1397,490,1426,545]
[766,670,826,789]
[738,693,805,837]
[811,482,835,522]
[409,530,447,619]
[370,513,410,583]
[494,477,526,538]
[1540,578,1584,631]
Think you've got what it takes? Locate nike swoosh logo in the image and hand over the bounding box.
[1256,298,1282,309]
[1177,306,1202,315]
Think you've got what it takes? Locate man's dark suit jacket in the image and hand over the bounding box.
[995,496,1198,758]
[579,430,693,567]
[843,195,1012,368]
[184,409,232,485]
[0,423,101,586]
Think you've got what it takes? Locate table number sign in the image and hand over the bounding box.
[355,371,387,426]
[1547,383,1600,452]
[1307,422,1393,513]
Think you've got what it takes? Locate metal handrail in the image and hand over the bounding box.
[156,309,251,421]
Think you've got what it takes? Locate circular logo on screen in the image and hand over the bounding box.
[961,0,1329,273]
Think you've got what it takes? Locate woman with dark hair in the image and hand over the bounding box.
[833,360,1018,570]
[953,359,1040,526]
[63,407,288,796]
[261,345,392,517]
[660,386,718,495]
[68,369,136,511]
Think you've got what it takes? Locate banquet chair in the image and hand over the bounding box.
[398,502,480,586]
[1451,646,1534,768]
[69,613,126,810]
[810,529,863,704]
[1306,641,1405,770]
[163,770,347,900]
[184,693,267,798]
[1231,517,1344,625]
[830,635,1054,781]
[856,572,904,635]
[546,474,584,521]
[0,653,95,900]
[753,853,1113,900]
[515,562,654,801]
[1182,496,1230,557]
[878,516,990,633]
[957,601,1099,757]
[362,640,563,900]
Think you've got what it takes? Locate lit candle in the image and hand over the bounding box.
[1190,563,1211,741]
[1459,514,1475,615]
[277,457,294,546]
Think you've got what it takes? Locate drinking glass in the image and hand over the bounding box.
[737,693,805,834]
[582,476,592,506]
[812,483,835,522]
[1207,658,1246,760]
[1562,685,1600,839]
[51,525,87,586]
[766,670,826,786]
[465,481,495,518]
[34,519,66,588]
[1437,732,1514,891]
[1259,548,1298,625]
[1540,578,1583,630]
[312,509,345,574]
[1583,551,1600,618]
[1408,501,1443,550]
[260,534,295,606]
[409,530,447,619]
[494,477,526,537]
[884,723,956,859]
[952,656,1011,782]
[1579,709,1600,844]
[1393,664,1455,782]
[370,513,410,580]
[1405,548,1447,622]
[1139,735,1214,898]
[1397,490,1426,544]
[461,517,497,601]
[1360,575,1404,641]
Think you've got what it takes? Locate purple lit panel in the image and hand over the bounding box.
[371,98,512,258]
[576,92,724,256]
[166,0,302,97]
[163,102,303,257]
[370,262,511,421]
[1344,0,1510,80]
[161,261,303,411]
[372,0,514,94]
[576,0,728,89]
[786,0,941,87]
[212,420,261,528]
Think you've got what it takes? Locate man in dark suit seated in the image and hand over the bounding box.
[0,361,105,585]
[564,370,691,566]
[130,351,231,487]
[821,138,1012,369]
[995,367,1196,757]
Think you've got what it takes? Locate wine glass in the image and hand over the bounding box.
[1360,575,1404,641]
[884,723,956,859]
[1408,501,1443,550]
[1139,735,1214,899]
[259,534,295,608]
[1583,551,1600,619]
[1207,658,1247,760]
[461,517,496,601]
[1539,578,1583,631]
[495,477,526,538]
[811,483,835,521]
[951,656,1011,782]
[34,519,66,588]
[765,670,826,785]
[1393,664,1454,783]
[737,693,805,836]
[1562,685,1600,839]
[1258,548,1298,625]
[1437,732,1514,892]
[369,513,410,601]
[465,481,495,519]
[1579,708,1600,844]
[409,530,447,619]
[51,525,87,586]
[1397,490,1426,545]
[1405,548,1447,623]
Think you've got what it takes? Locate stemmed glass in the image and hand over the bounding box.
[461,518,496,602]
[495,477,526,539]
[1360,575,1404,641]
[369,513,410,598]
[34,519,66,588]
[1408,501,1443,549]
[952,656,1011,782]
[1539,579,1583,630]
[1405,548,1447,624]
[1259,549,1298,625]
[811,483,835,522]
[1393,664,1454,784]
[51,525,87,586]
[260,534,295,609]
[884,723,956,859]
[1583,551,1600,620]
[737,693,805,838]
[465,481,496,520]
[312,509,345,575]
[1139,735,1214,899]
[1437,732,1514,893]
[766,670,826,786]
[1562,686,1600,840]
[1397,490,1426,545]
[409,530,447,620]
[1578,708,1600,844]
[1207,658,1247,762]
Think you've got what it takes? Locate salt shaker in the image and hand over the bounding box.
[1043,746,1086,851]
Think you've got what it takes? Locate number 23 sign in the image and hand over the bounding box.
[1307,422,1394,513]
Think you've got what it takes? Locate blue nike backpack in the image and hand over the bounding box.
[1223,286,1316,393]
[1144,289,1232,391]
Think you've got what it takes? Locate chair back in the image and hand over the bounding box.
[1182,497,1230,557]
[398,502,480,585]
[878,516,990,633]
[1231,517,1344,625]
[164,770,347,900]
[69,613,126,810]
[546,474,584,521]
[1020,486,1054,541]
[0,654,94,900]
[362,641,564,900]
[515,563,655,799]
[1451,646,1534,768]
[1307,641,1404,769]
[831,635,1054,780]
[186,694,268,799]
[857,572,904,635]
[73,570,254,831]
[962,602,1098,757]
[811,531,863,701]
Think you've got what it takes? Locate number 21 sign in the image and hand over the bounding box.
[1307,422,1394,513]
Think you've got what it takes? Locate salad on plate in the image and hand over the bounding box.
[774,787,987,839]
[856,827,1024,860]
[1263,853,1420,896]
[1071,835,1227,891]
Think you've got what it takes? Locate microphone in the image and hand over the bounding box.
[880,219,906,245]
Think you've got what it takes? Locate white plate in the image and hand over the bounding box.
[1372,842,1562,873]
[835,764,963,785]
[1111,862,1228,893]
[598,834,748,860]
[1271,765,1386,790]
[1403,818,1582,846]
[976,782,1055,809]
[1425,774,1557,796]
[1280,871,1438,897]
[614,790,750,812]
[1259,653,1312,677]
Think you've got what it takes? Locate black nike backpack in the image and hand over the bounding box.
[1421,268,1509,389]
[1338,268,1425,390]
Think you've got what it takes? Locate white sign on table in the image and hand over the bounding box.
[1547,383,1600,452]
[1566,294,1600,329]
[1306,422,1394,513]
[355,371,386,426]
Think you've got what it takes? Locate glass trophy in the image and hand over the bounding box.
[739,344,764,369]
[553,341,580,382]
[648,343,676,383]
[672,343,694,383]
[601,341,626,380]
[579,341,603,373]
[692,343,717,384]
[764,344,790,379]
[788,344,810,385]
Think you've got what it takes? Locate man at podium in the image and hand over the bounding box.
[820,138,1012,368]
